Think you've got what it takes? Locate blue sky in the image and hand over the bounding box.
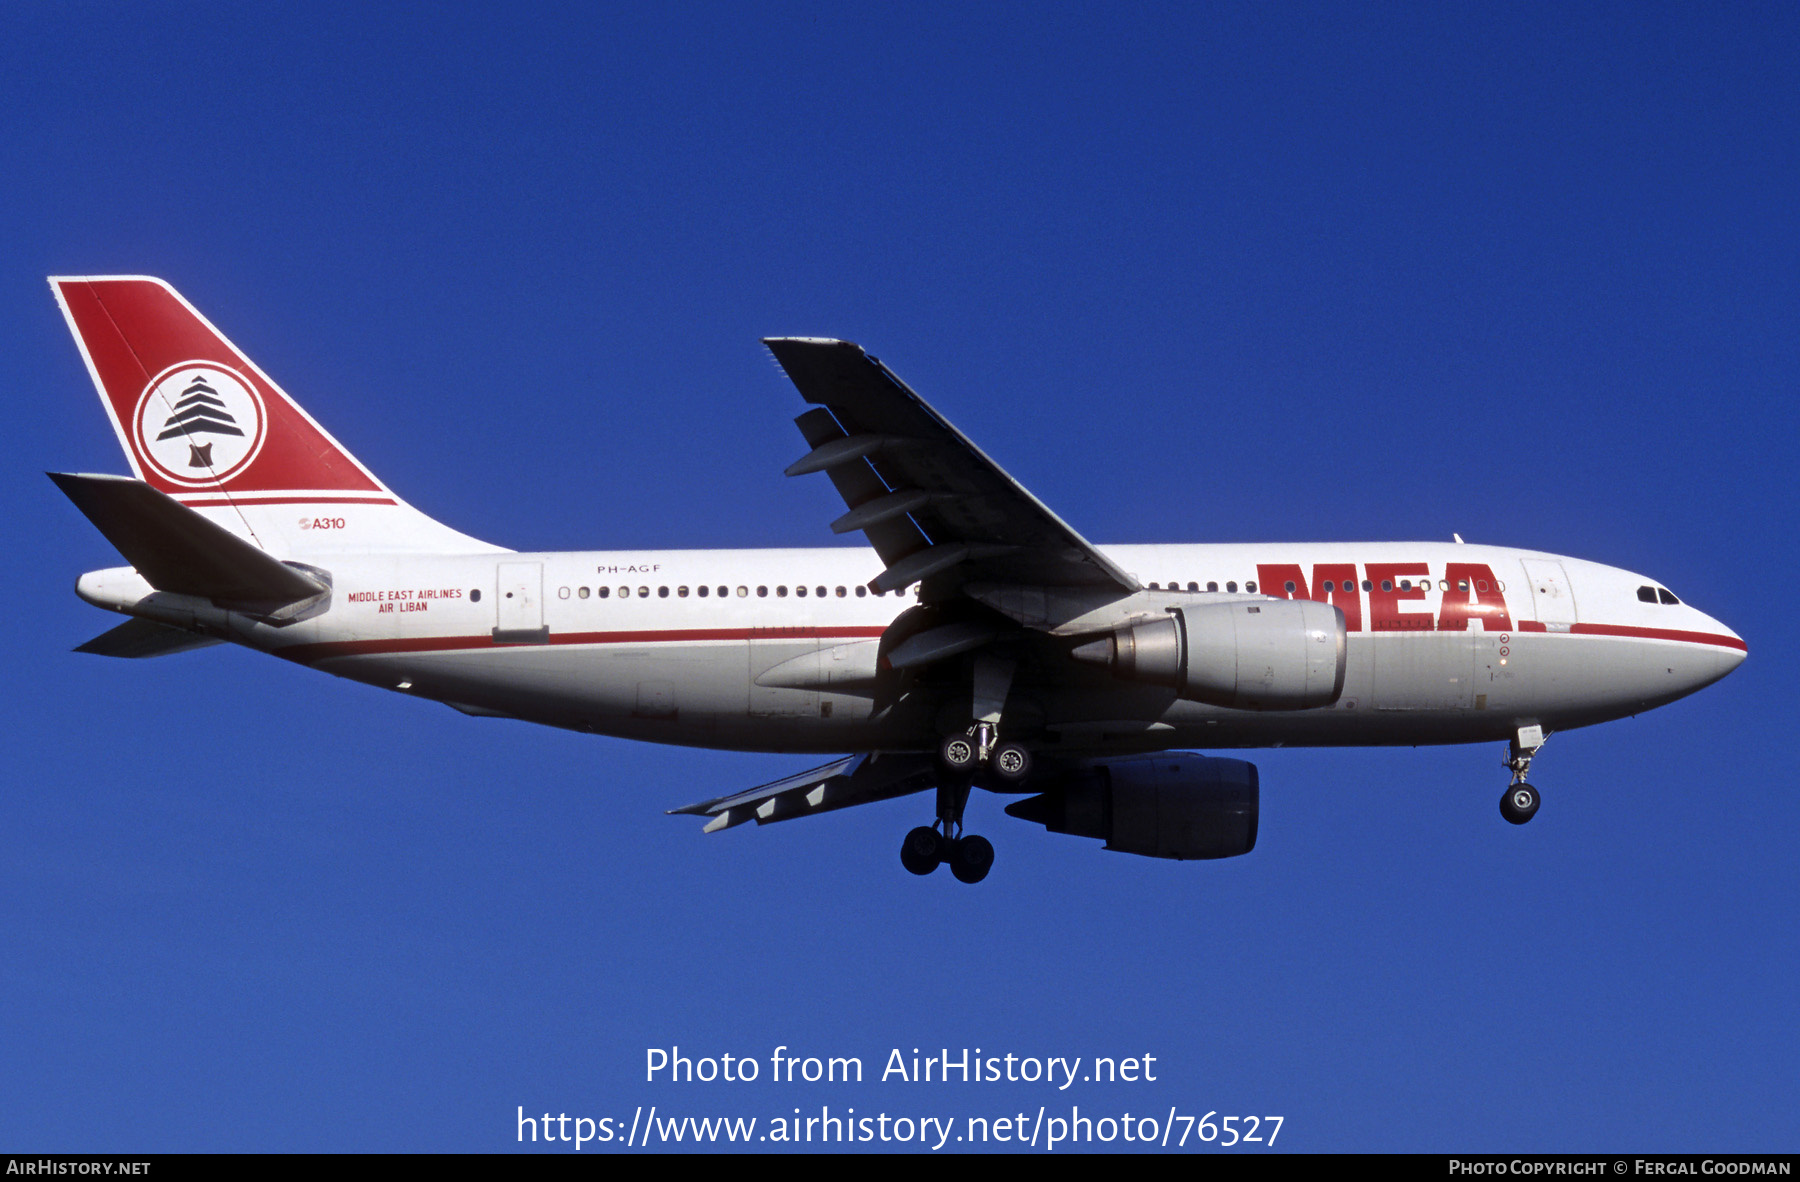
[4,3,1795,1152]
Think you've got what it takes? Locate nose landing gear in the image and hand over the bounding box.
[1500,726,1547,825]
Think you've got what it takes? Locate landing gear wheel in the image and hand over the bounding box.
[1500,783,1540,825]
[939,734,978,774]
[900,826,943,875]
[990,742,1032,784]
[949,835,994,884]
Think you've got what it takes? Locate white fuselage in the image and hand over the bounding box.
[79,540,1745,757]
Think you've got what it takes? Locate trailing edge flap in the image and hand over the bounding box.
[76,617,224,658]
[50,472,327,607]
[669,753,936,832]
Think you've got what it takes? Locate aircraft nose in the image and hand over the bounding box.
[1714,616,1747,671]
[1681,610,1746,691]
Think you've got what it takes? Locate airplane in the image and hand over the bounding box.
[48,276,1747,883]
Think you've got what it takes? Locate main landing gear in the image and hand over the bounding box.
[902,725,1034,884]
[901,653,1029,884]
[901,781,996,884]
[938,723,1031,785]
[1500,725,1547,825]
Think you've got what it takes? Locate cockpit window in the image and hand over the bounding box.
[1658,588,1680,605]
[1638,586,1658,603]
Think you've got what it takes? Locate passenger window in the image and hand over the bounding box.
[558,586,570,599]
[1399,580,1411,591]
[836,586,846,597]
[1659,589,1680,605]
[1148,582,1159,591]
[777,586,788,597]
[1381,580,1393,592]
[855,586,867,597]
[638,586,649,598]
[597,586,609,599]
[578,586,590,599]
[470,588,481,603]
[1206,582,1218,593]
[756,586,767,597]
[697,585,708,597]
[1187,582,1198,592]
[817,586,827,598]
[1284,581,1296,593]
[678,586,689,598]
[619,586,631,599]
[1226,581,1237,593]
[1362,580,1372,592]
[657,586,668,598]
[1456,580,1468,592]
[795,585,806,597]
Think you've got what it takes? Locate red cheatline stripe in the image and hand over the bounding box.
[277,620,1745,664]
[1515,619,1744,651]
[1570,622,1746,651]
[277,626,890,664]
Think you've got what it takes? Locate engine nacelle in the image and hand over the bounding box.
[1005,753,1258,860]
[1070,599,1346,709]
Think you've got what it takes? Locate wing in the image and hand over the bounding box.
[681,340,1150,840]
[669,753,936,832]
[766,338,1138,596]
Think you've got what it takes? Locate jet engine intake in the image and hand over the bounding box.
[1070,599,1346,710]
[1004,753,1258,860]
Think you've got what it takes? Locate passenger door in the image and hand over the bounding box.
[493,561,549,643]
[1520,559,1577,627]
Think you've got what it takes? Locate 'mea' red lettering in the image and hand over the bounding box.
[1258,562,1510,632]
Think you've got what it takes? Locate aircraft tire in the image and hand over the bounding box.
[1500,783,1540,825]
[991,742,1031,783]
[901,826,943,875]
[940,734,979,774]
[950,835,994,884]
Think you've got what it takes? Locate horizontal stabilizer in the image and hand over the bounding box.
[670,753,936,833]
[50,472,327,608]
[75,617,223,659]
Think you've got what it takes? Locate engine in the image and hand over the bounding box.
[1070,599,1346,709]
[1004,753,1259,860]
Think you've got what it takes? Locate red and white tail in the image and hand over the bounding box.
[52,276,499,556]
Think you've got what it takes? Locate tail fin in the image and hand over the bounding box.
[51,276,499,555]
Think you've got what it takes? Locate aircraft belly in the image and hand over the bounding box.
[311,638,891,750]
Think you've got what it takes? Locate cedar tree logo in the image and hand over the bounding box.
[133,362,267,486]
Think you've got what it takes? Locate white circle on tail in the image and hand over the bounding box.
[133,362,268,486]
